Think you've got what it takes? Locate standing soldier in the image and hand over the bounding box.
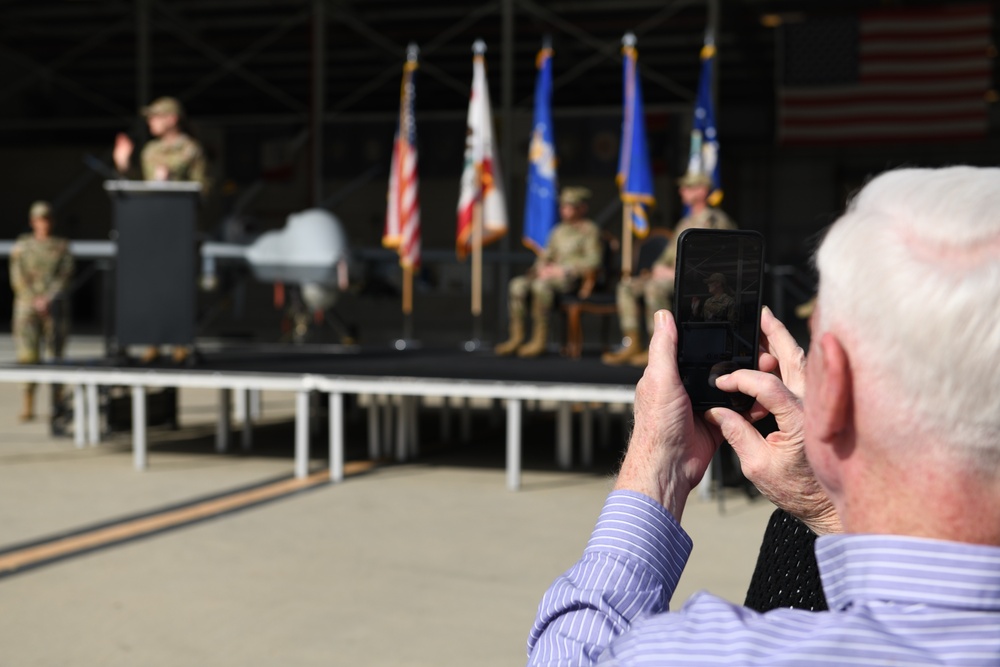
[495,186,602,358]
[10,201,74,422]
[602,171,735,367]
[113,95,208,364]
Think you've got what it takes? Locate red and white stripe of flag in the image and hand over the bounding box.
[779,3,992,144]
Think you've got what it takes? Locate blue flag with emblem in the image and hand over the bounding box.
[523,43,558,255]
[688,38,722,206]
[617,36,654,239]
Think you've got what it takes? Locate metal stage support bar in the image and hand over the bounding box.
[0,366,635,490]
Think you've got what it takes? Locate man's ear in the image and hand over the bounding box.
[813,333,853,450]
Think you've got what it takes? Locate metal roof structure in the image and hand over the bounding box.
[1,1,996,246]
[4,0,967,131]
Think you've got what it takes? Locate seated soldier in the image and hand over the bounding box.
[495,187,601,358]
[603,171,735,367]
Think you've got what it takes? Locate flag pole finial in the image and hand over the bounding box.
[622,32,637,48]
[407,43,419,62]
[473,39,487,55]
[542,33,552,50]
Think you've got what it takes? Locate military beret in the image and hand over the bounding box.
[29,200,52,219]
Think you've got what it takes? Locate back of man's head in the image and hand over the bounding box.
[815,166,1000,468]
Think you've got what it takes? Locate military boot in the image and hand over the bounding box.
[601,329,643,365]
[494,316,526,356]
[18,386,35,422]
[516,312,549,358]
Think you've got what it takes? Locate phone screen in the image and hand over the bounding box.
[674,229,765,411]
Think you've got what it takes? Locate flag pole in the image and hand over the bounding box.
[401,263,414,344]
[471,197,483,342]
[622,205,633,277]
[467,39,488,350]
[620,32,637,279]
[392,42,421,351]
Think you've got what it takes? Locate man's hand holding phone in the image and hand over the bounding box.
[615,310,722,521]
[704,308,841,536]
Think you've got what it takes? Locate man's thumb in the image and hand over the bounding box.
[704,408,761,463]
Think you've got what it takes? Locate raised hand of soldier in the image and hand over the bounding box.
[113,133,134,173]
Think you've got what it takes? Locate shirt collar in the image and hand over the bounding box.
[816,534,1000,612]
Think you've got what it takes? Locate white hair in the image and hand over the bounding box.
[815,166,1000,465]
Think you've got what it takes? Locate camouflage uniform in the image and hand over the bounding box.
[10,233,74,364]
[140,133,209,190]
[697,292,736,322]
[616,207,735,334]
[508,219,602,319]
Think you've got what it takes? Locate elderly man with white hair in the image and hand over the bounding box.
[526,166,1000,666]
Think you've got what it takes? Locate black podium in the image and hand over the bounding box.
[104,180,201,350]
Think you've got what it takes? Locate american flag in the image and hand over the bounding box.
[777,3,993,144]
[384,47,421,268]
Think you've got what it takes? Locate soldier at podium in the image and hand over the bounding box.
[113,96,208,189]
[113,95,207,364]
[9,201,74,422]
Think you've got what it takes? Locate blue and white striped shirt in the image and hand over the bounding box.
[528,490,1000,666]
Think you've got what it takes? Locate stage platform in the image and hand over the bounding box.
[0,345,644,490]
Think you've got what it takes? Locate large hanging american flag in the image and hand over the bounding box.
[777,3,993,145]
[383,45,421,268]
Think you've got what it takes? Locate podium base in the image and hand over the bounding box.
[462,338,486,353]
[392,338,422,351]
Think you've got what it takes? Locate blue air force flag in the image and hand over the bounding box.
[617,38,654,238]
[522,45,558,255]
[688,40,722,206]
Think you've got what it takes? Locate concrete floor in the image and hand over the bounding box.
[0,337,776,667]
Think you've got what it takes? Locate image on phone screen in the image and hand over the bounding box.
[674,229,765,411]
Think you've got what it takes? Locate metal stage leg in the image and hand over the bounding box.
[441,396,451,443]
[329,392,344,482]
[581,404,593,468]
[216,388,232,453]
[132,386,147,470]
[240,389,253,452]
[381,394,393,455]
[460,396,471,443]
[556,402,572,469]
[295,390,309,479]
[408,396,419,458]
[86,383,99,445]
[506,399,522,491]
[367,395,379,460]
[73,385,85,448]
[234,388,247,423]
[395,395,407,462]
[249,389,262,420]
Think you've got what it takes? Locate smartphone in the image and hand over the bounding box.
[673,228,765,412]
